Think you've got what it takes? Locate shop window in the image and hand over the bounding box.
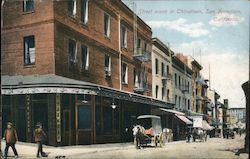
[24,35,35,65]
[68,0,76,17]
[23,0,34,12]
[120,25,127,48]
[80,44,89,70]
[61,94,70,110]
[80,0,88,24]
[95,96,102,135]
[122,63,128,84]
[68,39,77,67]
[78,105,91,129]
[104,13,110,37]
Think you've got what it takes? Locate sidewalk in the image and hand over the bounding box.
[1,140,186,158]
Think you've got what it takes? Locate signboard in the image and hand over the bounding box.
[192,116,203,128]
[56,94,61,142]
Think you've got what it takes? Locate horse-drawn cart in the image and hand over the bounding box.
[133,115,165,148]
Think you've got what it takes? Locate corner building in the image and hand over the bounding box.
[1,0,174,146]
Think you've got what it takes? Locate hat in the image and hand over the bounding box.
[7,122,13,126]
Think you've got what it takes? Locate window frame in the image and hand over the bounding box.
[68,39,77,67]
[122,63,128,84]
[80,44,89,71]
[155,58,159,75]
[104,54,111,75]
[120,25,127,48]
[24,35,35,65]
[80,0,89,24]
[68,0,77,18]
[104,12,110,37]
[155,85,159,99]
[23,0,34,12]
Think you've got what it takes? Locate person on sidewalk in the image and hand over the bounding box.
[3,122,19,158]
[34,123,47,158]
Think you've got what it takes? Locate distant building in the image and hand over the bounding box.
[228,107,246,123]
[172,55,192,113]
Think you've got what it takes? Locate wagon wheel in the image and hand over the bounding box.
[154,136,158,147]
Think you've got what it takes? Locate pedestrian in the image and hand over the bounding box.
[3,122,19,159]
[34,123,47,158]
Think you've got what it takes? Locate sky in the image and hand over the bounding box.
[123,0,249,108]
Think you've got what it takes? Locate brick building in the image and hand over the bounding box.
[1,0,173,146]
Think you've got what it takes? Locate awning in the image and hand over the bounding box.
[202,120,214,130]
[159,108,185,116]
[176,114,193,125]
[1,75,175,108]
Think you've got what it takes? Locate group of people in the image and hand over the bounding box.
[2,122,47,158]
[186,128,207,143]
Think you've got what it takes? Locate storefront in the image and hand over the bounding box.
[1,75,174,146]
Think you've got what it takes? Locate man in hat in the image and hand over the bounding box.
[3,122,19,158]
[34,122,47,158]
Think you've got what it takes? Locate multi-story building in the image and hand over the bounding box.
[151,38,173,102]
[172,55,192,113]
[1,0,173,146]
[228,107,246,123]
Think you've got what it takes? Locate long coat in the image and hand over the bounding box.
[4,128,18,144]
[34,128,46,142]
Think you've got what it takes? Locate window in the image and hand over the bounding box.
[155,58,159,75]
[179,96,181,107]
[175,95,177,104]
[188,100,190,110]
[161,62,164,76]
[137,38,141,48]
[134,68,140,87]
[80,44,89,70]
[187,81,190,93]
[80,0,88,23]
[68,0,76,17]
[167,65,169,75]
[24,35,35,65]
[179,76,181,89]
[144,42,147,51]
[122,63,128,84]
[120,25,127,48]
[78,105,91,129]
[68,39,77,67]
[104,13,110,37]
[23,0,34,12]
[175,74,177,87]
[167,89,170,101]
[156,85,159,99]
[162,87,165,100]
[104,54,111,75]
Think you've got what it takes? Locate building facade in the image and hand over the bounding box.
[228,108,246,123]
[1,0,174,146]
[151,38,173,102]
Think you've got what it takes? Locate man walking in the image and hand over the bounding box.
[34,123,47,158]
[3,122,19,158]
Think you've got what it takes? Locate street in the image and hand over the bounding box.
[74,135,248,159]
[1,134,248,159]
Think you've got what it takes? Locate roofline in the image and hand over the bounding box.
[152,37,170,56]
[172,56,193,74]
[191,59,203,70]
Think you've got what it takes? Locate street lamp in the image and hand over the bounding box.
[110,96,117,109]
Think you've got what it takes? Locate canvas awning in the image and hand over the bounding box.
[159,108,185,116]
[202,120,214,130]
[176,114,193,125]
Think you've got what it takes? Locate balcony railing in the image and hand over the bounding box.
[134,82,148,93]
[162,72,172,81]
[133,48,150,62]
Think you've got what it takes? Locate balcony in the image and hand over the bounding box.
[104,67,111,77]
[134,82,148,93]
[162,72,172,81]
[181,85,189,93]
[133,48,150,62]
